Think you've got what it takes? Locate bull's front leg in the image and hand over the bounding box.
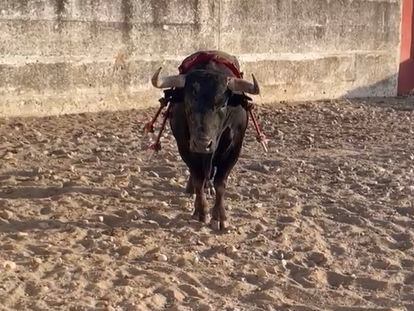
[211,178,227,231]
[191,174,209,223]
[185,175,194,195]
[185,173,215,197]
[210,148,241,231]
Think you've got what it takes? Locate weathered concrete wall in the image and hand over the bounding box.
[0,0,402,117]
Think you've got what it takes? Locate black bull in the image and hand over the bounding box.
[151,52,260,231]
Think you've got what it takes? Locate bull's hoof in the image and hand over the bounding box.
[220,221,228,231]
[210,220,220,231]
[192,210,200,221]
[210,220,229,231]
[201,214,210,223]
[192,212,209,223]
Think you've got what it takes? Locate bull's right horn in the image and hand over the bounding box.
[227,74,260,95]
[151,67,186,89]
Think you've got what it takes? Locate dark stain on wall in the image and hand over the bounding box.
[382,3,391,42]
[121,0,133,43]
[55,0,67,31]
[193,0,201,31]
[16,0,30,14]
[55,0,66,16]
[89,1,100,38]
[119,0,133,90]
[150,0,199,28]
[150,0,162,27]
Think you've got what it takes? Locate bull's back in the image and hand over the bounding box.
[182,50,241,78]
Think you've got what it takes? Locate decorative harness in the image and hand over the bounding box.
[144,52,268,153]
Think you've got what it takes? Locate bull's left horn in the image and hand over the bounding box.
[227,74,260,95]
[151,67,186,89]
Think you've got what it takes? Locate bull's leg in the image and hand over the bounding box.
[211,176,227,231]
[191,175,209,223]
[206,166,216,197]
[186,170,215,197]
[185,174,194,195]
[205,180,214,197]
[211,149,240,231]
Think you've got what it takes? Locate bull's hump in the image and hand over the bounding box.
[180,50,241,74]
[202,50,240,69]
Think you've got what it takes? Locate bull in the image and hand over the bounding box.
[151,51,260,231]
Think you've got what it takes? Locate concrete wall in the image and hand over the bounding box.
[0,0,402,117]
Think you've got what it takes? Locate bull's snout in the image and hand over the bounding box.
[190,137,213,153]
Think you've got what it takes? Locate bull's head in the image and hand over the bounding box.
[152,67,260,154]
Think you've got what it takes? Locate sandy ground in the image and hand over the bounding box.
[0,97,414,311]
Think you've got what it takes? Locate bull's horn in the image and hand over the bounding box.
[227,74,260,95]
[151,67,186,89]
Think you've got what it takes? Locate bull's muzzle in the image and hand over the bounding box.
[190,137,214,154]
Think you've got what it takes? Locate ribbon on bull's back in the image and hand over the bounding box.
[144,52,268,153]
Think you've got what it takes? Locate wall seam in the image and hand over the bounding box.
[217,0,221,50]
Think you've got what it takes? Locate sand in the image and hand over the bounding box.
[0,98,413,311]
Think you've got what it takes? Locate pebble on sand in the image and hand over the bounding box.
[198,303,213,311]
[0,210,13,220]
[14,232,29,241]
[3,261,17,271]
[155,253,168,262]
[31,257,42,269]
[116,246,132,256]
[256,268,268,278]
[255,223,267,232]
[225,246,237,256]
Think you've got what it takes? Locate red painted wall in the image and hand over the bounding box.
[398,0,414,95]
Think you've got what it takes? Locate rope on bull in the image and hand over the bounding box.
[246,105,269,153]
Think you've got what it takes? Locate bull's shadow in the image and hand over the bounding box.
[0,180,192,233]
